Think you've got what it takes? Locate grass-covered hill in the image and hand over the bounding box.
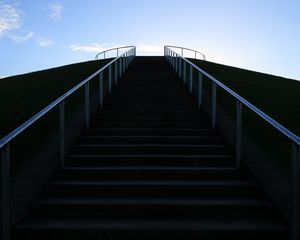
[190,59,300,136]
[0,59,111,138]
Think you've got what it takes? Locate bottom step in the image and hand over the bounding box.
[13,218,288,240]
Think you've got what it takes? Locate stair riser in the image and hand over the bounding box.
[52,169,248,181]
[82,129,220,137]
[67,157,235,167]
[92,116,208,122]
[43,185,261,198]
[29,204,274,219]
[70,146,232,155]
[76,137,226,145]
[13,229,287,240]
[90,122,211,128]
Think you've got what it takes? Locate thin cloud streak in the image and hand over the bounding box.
[48,3,64,20]
[69,43,164,55]
[8,31,53,47]
[0,3,22,37]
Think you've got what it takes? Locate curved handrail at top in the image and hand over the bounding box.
[165,46,300,145]
[165,45,206,61]
[95,46,135,60]
[0,46,136,149]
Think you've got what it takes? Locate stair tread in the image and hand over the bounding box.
[33,197,268,206]
[47,180,254,186]
[16,217,286,231]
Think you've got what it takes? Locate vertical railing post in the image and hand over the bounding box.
[108,65,112,94]
[59,100,65,167]
[236,100,242,168]
[85,82,90,129]
[103,52,106,59]
[99,72,103,108]
[114,61,118,85]
[179,57,182,79]
[195,51,197,59]
[292,143,300,240]
[117,48,119,57]
[212,82,217,129]
[123,55,126,73]
[1,144,10,240]
[181,48,183,57]
[198,72,203,108]
[175,55,178,73]
[119,57,122,78]
[189,65,193,95]
[183,61,186,85]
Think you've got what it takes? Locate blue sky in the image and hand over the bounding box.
[0,0,300,80]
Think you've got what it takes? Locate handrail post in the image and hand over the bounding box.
[292,143,300,240]
[198,72,203,108]
[117,48,119,57]
[59,101,65,167]
[236,100,242,168]
[183,61,186,85]
[84,82,90,129]
[108,65,112,94]
[103,51,106,59]
[181,48,183,57]
[212,82,217,129]
[195,51,197,59]
[114,61,118,85]
[189,65,193,95]
[179,58,182,79]
[119,58,122,79]
[175,55,178,73]
[123,55,126,73]
[99,72,103,108]
[1,144,10,240]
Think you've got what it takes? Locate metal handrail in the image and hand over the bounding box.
[165,45,206,60]
[0,46,136,240]
[0,47,135,149]
[95,46,135,60]
[164,46,300,240]
[164,46,300,145]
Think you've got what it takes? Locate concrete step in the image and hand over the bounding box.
[76,135,226,145]
[42,180,261,198]
[52,167,248,181]
[29,197,276,219]
[66,154,235,167]
[90,121,211,128]
[70,144,232,155]
[13,217,287,240]
[82,128,221,137]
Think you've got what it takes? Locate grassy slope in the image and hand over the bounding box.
[0,59,111,138]
[191,59,300,136]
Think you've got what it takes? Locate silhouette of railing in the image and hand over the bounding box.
[165,45,206,60]
[164,46,300,240]
[0,46,136,240]
[95,46,136,60]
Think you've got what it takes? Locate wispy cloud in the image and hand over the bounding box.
[48,3,64,20]
[8,31,34,43]
[8,31,53,47]
[69,43,108,53]
[69,43,164,56]
[35,35,54,47]
[0,3,22,37]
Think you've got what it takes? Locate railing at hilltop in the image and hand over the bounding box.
[95,46,136,60]
[165,45,206,60]
[0,46,136,240]
[164,46,300,240]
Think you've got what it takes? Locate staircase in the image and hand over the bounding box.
[12,57,288,239]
